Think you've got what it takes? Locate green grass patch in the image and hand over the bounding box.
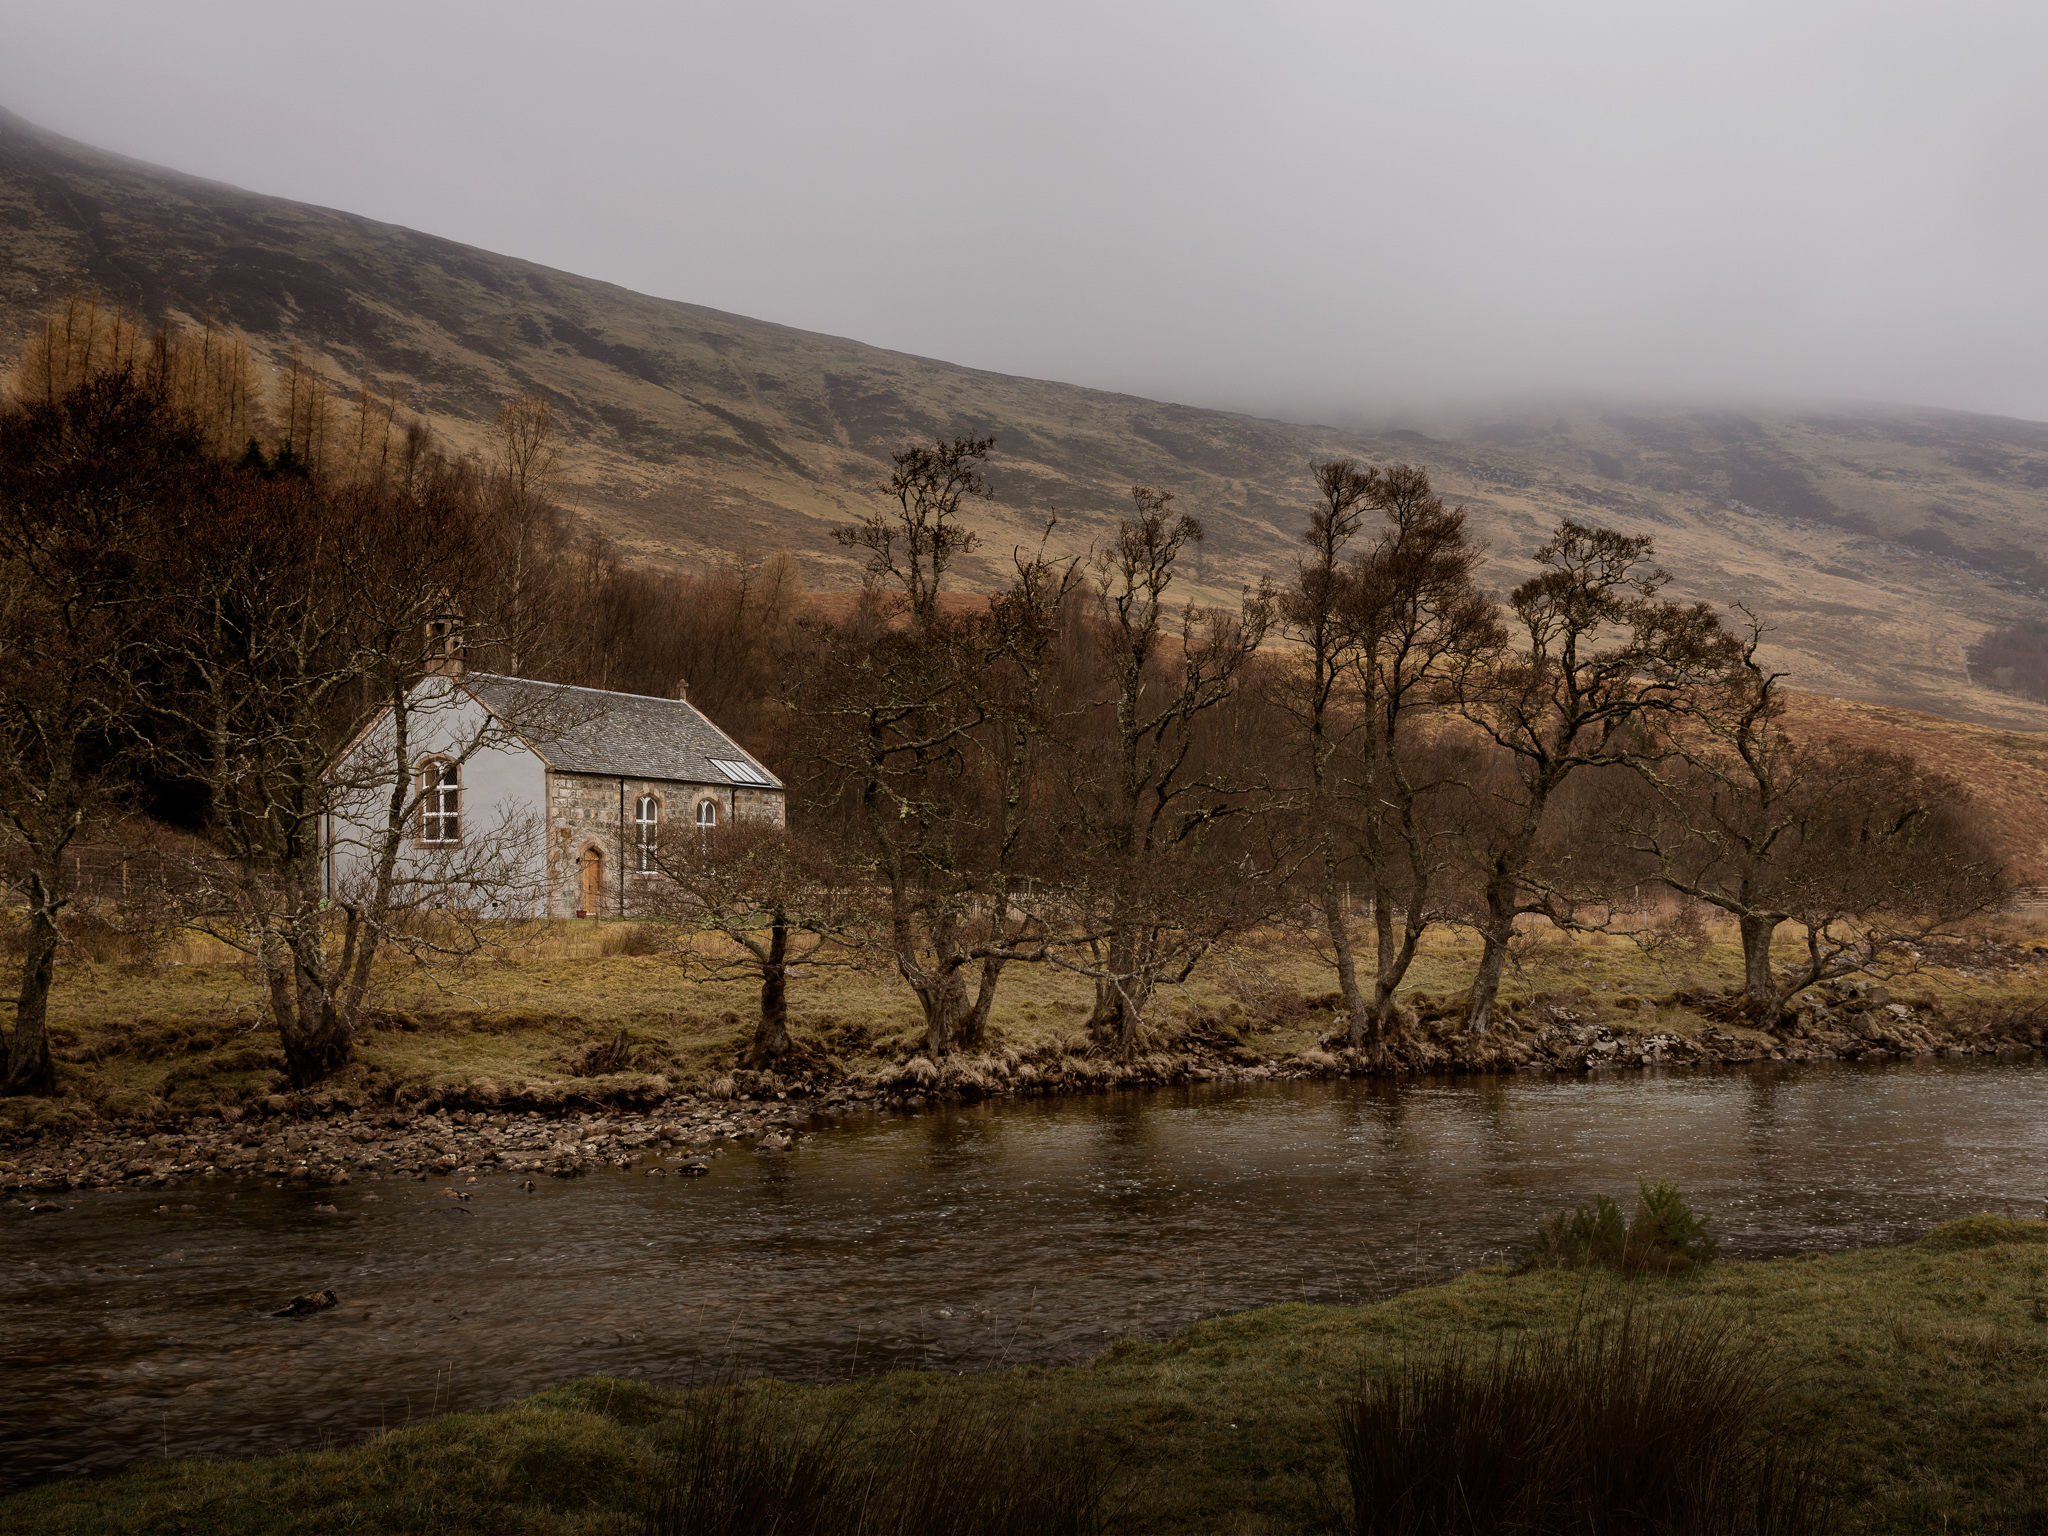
[12,1219,2048,1533]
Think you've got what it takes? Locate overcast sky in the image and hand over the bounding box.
[4,1,2045,423]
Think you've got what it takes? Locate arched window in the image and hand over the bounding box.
[419,759,460,844]
[635,794,660,871]
[696,799,718,828]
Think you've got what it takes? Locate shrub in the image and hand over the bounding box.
[567,1029,636,1077]
[1335,1301,1835,1536]
[642,1388,1114,1536]
[1633,1178,1719,1270]
[1526,1179,1717,1274]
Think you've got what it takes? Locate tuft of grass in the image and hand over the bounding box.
[599,923,667,959]
[642,1388,1114,1536]
[1525,1179,1718,1275]
[1335,1300,1836,1536]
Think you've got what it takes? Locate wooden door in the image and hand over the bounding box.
[579,846,603,916]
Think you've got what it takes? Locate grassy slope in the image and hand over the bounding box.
[5,107,2048,726]
[9,1219,2048,1535]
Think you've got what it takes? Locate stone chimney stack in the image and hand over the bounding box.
[424,614,464,678]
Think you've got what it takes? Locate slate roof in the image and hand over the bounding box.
[459,672,783,789]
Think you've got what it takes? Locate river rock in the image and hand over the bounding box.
[272,1289,338,1317]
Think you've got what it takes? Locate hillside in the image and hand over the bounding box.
[4,106,2048,727]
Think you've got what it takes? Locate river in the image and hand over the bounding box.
[5,1054,2046,1492]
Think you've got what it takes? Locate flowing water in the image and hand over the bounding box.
[6,1054,2048,1492]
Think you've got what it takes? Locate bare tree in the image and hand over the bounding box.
[0,359,190,1094]
[789,589,983,1057]
[835,435,991,629]
[1049,487,1274,1056]
[794,437,1081,1058]
[1276,460,1377,1040]
[645,819,866,1067]
[1279,462,1500,1054]
[1455,521,1737,1035]
[1625,622,2010,1019]
[792,521,1072,1057]
[152,433,555,1086]
[947,525,1084,1048]
[485,393,568,678]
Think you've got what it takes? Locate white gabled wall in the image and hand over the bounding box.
[322,677,551,919]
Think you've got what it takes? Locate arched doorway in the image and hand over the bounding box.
[578,845,604,916]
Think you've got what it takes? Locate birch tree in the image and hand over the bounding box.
[1054,487,1273,1056]
[1456,521,1737,1035]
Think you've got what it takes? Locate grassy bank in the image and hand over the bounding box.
[9,1217,2048,1534]
[5,915,2048,1141]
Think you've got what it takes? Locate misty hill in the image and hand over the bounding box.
[4,105,2048,728]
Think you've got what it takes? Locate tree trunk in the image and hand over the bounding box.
[275,906,357,1089]
[1088,885,1147,1053]
[278,1000,353,1088]
[957,955,1003,1051]
[1322,860,1370,1049]
[750,909,792,1066]
[1738,912,1779,1018]
[3,907,59,1096]
[1090,962,1151,1057]
[900,912,970,1059]
[1464,879,1519,1037]
[918,970,967,1058]
[1368,883,1427,1060]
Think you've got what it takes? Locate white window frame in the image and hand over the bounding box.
[696,798,718,828]
[419,758,460,845]
[635,794,660,871]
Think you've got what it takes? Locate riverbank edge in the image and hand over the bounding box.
[6,1215,2048,1535]
[3,991,2043,1196]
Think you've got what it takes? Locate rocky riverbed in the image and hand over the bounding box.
[0,1087,854,1199]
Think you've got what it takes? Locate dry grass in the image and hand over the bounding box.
[9,906,2046,1125]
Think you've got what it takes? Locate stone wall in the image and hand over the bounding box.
[545,772,786,919]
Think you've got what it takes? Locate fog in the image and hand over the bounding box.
[4,1,2045,423]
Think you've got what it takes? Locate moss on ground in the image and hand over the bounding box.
[10,1219,2048,1534]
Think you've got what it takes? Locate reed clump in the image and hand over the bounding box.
[1525,1179,1718,1274]
[1335,1301,1835,1536]
[641,1387,1114,1536]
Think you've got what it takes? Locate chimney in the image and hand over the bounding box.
[425,613,464,678]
